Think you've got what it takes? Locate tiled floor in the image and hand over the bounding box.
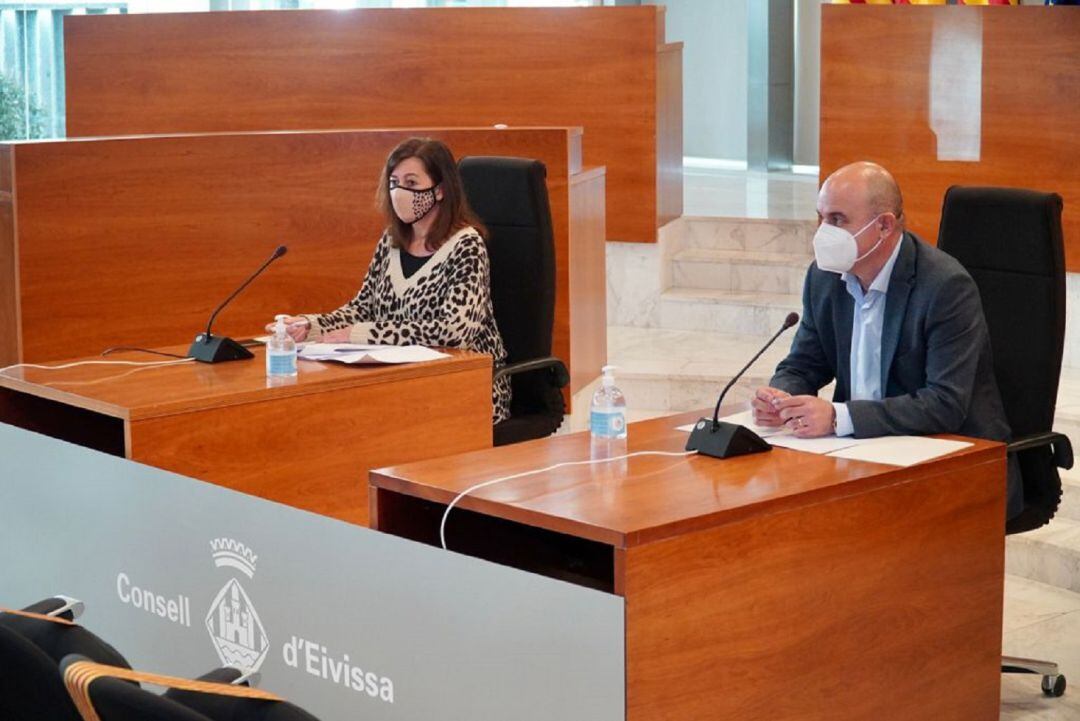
[1001,576,1080,719]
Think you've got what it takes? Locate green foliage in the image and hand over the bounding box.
[0,72,47,141]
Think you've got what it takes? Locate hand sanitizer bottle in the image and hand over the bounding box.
[266,314,297,379]
[590,365,627,460]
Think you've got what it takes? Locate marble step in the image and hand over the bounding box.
[1005,516,1080,595]
[682,216,816,255]
[609,326,803,413]
[658,288,802,336]
[1058,472,1080,523]
[672,247,810,295]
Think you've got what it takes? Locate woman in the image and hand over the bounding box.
[273,137,511,423]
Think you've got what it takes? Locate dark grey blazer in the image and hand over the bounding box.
[770,232,1020,517]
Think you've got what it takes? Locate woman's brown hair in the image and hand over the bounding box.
[377,137,487,251]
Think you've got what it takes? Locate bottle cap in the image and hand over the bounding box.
[601,364,617,387]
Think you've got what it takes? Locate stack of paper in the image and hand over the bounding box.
[298,343,449,365]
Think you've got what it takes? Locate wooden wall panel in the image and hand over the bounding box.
[821,6,1080,267]
[0,127,604,398]
[656,42,684,230]
[569,168,607,396]
[0,145,16,367]
[128,362,493,527]
[64,7,682,243]
[625,455,1005,721]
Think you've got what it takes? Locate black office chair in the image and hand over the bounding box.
[60,656,322,721]
[0,597,131,721]
[459,156,570,446]
[938,185,1073,698]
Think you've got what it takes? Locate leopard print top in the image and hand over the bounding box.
[303,227,511,423]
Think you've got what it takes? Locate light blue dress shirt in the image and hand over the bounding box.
[832,236,905,437]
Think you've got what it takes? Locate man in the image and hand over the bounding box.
[752,161,1020,518]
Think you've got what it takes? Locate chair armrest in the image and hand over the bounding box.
[494,356,569,388]
[1007,431,1074,470]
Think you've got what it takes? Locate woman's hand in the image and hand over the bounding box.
[321,327,353,343]
[265,316,310,342]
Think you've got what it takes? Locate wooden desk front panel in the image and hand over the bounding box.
[624,455,1005,721]
[821,6,1080,268]
[63,7,681,242]
[0,128,604,398]
[127,364,492,527]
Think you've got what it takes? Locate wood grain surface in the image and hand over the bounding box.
[0,145,16,368]
[821,5,1080,267]
[568,167,608,397]
[624,453,1004,721]
[63,6,681,242]
[0,346,493,525]
[371,408,1006,548]
[0,127,605,399]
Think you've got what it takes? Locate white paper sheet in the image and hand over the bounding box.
[299,344,449,365]
[676,410,786,438]
[827,436,972,467]
[766,434,872,454]
[298,343,383,357]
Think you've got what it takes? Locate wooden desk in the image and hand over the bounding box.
[0,347,493,526]
[370,410,1007,721]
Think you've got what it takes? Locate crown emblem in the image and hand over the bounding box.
[210,538,258,579]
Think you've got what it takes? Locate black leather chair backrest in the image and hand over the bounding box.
[164,668,322,721]
[937,186,1066,438]
[459,156,556,367]
[459,156,559,422]
[85,675,213,721]
[59,657,322,721]
[0,599,132,721]
[0,624,82,721]
[938,186,1067,533]
[0,599,130,670]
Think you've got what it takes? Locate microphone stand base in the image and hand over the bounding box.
[187,334,255,363]
[685,419,771,459]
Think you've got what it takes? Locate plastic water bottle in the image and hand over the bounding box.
[266,314,297,379]
[590,365,627,460]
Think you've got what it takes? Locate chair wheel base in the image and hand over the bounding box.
[1042,674,1066,698]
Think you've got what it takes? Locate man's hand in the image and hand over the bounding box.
[751,387,791,427]
[773,395,836,438]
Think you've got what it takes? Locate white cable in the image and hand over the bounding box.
[439,449,698,550]
[0,358,194,374]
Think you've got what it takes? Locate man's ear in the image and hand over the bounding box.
[880,212,900,235]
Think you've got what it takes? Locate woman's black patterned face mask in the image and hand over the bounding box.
[389,183,439,224]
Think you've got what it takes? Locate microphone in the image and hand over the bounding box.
[187,245,288,363]
[685,311,800,459]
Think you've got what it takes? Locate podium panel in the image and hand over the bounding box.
[0,423,624,721]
